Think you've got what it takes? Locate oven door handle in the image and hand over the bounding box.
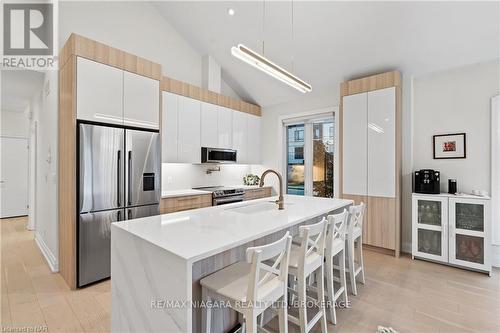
[213,196,245,205]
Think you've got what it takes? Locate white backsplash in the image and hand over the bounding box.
[162,163,264,190]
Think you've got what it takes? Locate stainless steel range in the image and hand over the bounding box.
[193,186,245,206]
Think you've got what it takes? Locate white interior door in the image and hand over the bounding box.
[0,137,29,218]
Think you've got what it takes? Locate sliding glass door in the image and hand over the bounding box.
[284,114,335,198]
[286,124,305,195]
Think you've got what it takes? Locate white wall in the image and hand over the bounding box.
[59,1,202,86]
[0,110,29,137]
[33,71,59,271]
[32,1,247,271]
[413,61,500,264]
[413,61,499,194]
[162,163,253,191]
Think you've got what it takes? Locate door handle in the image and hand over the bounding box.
[127,209,132,220]
[128,151,132,206]
[117,210,122,221]
[117,151,121,207]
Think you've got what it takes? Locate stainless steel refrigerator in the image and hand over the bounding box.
[78,122,160,287]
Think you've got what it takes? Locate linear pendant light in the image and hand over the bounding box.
[231,44,312,93]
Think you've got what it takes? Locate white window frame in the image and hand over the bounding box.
[278,106,339,197]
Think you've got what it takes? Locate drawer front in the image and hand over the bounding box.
[244,187,272,201]
[160,194,212,214]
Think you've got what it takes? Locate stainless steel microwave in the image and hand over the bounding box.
[201,147,237,163]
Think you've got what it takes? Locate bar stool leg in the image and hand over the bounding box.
[297,272,308,333]
[317,265,328,333]
[357,237,366,284]
[340,248,349,305]
[245,314,258,333]
[325,254,336,324]
[347,238,357,296]
[277,295,288,333]
[201,288,211,333]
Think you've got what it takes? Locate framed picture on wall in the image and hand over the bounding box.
[433,133,466,159]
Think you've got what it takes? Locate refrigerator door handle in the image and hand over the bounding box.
[128,151,132,206]
[117,210,122,221]
[127,209,132,220]
[117,151,121,207]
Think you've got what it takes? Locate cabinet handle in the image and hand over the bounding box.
[128,151,132,206]
[117,151,121,207]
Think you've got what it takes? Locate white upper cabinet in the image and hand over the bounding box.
[232,111,248,164]
[177,96,201,163]
[342,92,368,196]
[162,92,178,163]
[218,106,233,149]
[123,71,160,129]
[247,114,261,164]
[200,102,219,148]
[161,92,261,165]
[367,87,395,197]
[77,57,123,125]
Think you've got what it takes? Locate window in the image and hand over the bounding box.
[283,112,336,198]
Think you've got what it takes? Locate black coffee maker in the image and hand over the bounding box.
[414,169,440,194]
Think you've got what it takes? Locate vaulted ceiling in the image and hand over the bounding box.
[153,1,499,108]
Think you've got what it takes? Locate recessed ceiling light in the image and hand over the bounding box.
[227,8,235,16]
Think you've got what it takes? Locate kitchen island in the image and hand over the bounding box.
[111,194,352,333]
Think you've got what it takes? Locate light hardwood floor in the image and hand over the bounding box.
[1,216,499,333]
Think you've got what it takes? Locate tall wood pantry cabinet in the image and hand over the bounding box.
[340,71,402,256]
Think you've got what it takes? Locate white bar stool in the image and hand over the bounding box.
[324,209,349,324]
[346,203,366,296]
[288,219,328,333]
[200,232,292,333]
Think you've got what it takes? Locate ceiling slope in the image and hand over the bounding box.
[153,1,499,108]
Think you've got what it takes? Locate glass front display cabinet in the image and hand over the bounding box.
[412,194,491,275]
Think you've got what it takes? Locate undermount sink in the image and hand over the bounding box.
[225,201,291,215]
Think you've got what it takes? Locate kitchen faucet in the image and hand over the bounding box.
[259,169,284,210]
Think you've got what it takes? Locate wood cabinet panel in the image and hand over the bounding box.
[58,55,77,289]
[60,33,161,80]
[160,194,212,214]
[244,187,272,201]
[160,76,261,116]
[366,196,396,250]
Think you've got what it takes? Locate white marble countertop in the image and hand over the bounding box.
[412,192,491,200]
[161,189,211,198]
[113,195,352,263]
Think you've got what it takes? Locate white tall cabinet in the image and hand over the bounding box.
[76,57,159,129]
[161,91,261,165]
[412,193,491,274]
[341,71,401,256]
[162,92,179,162]
[76,57,123,125]
[177,96,201,164]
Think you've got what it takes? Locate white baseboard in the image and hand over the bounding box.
[35,233,58,272]
[492,244,500,268]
